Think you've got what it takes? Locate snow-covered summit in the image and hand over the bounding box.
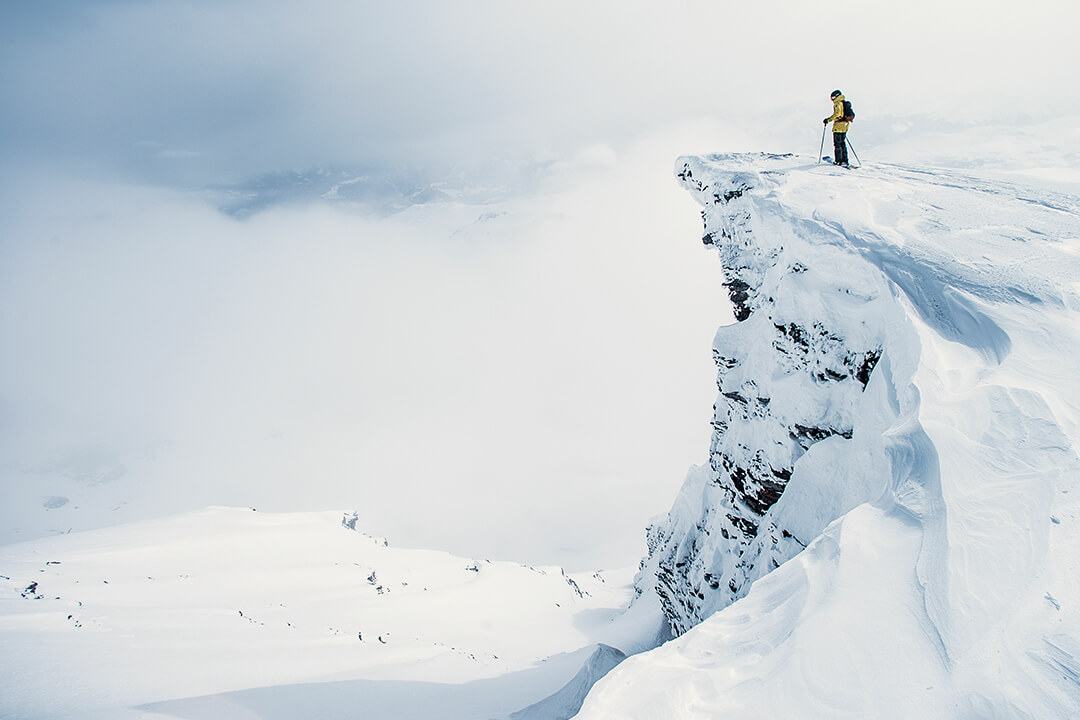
[0,507,644,719]
[587,153,1080,718]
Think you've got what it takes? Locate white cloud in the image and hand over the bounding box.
[0,132,735,569]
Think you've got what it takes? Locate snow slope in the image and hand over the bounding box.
[577,153,1080,718]
[0,508,655,719]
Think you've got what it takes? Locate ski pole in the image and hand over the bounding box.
[845,136,862,166]
[818,125,827,164]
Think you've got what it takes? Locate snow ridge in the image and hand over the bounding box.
[597,153,1080,719]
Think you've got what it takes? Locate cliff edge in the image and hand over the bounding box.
[586,153,1080,718]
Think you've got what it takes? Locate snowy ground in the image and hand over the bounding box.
[0,508,658,719]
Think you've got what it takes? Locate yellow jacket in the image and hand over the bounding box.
[825,94,850,133]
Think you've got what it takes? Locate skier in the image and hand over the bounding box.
[823,89,852,167]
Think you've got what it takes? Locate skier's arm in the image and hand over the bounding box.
[824,100,842,124]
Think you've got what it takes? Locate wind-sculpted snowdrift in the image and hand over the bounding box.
[577,154,1080,718]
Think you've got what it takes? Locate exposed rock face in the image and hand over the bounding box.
[640,154,890,635]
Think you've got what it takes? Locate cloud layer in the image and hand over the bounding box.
[0,136,733,569]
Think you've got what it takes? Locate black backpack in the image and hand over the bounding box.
[842,100,855,122]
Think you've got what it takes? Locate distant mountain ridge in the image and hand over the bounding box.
[206,158,553,218]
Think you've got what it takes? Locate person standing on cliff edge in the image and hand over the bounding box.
[823,89,852,167]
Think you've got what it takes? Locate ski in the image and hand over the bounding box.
[821,156,859,169]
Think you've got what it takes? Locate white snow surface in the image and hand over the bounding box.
[576,154,1080,719]
[0,507,655,719]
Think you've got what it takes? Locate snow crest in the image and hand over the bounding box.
[604,153,1080,718]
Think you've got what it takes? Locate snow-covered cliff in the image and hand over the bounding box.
[590,153,1080,717]
[641,154,897,634]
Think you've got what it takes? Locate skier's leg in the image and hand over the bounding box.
[833,132,845,164]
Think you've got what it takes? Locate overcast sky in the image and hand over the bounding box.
[3,0,1078,185]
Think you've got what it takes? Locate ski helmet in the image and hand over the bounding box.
[831,90,842,99]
